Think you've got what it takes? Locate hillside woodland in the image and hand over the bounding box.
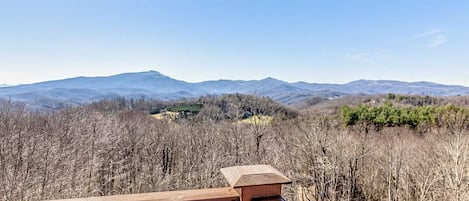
[1,94,469,201]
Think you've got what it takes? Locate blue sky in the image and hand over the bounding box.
[1,0,468,86]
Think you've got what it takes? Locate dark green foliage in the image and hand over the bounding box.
[149,106,166,115]
[341,103,437,129]
[341,103,469,130]
[435,105,469,130]
[386,93,396,100]
[167,104,203,113]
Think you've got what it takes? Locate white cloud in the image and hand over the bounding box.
[344,49,393,64]
[429,34,448,47]
[415,29,446,38]
[416,29,448,47]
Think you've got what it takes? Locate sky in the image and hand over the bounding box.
[1,0,468,86]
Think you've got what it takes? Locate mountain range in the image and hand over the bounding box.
[1,70,468,109]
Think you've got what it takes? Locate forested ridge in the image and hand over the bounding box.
[1,94,469,201]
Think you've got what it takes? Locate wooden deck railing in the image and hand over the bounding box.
[47,165,291,201]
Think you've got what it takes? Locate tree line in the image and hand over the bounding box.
[341,102,469,131]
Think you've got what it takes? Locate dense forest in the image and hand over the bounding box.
[1,94,469,201]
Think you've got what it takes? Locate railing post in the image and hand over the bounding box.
[221,165,291,201]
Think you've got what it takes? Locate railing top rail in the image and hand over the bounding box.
[48,187,239,201]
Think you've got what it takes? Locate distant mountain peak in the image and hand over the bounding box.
[261,76,280,81]
[346,79,373,84]
[144,70,162,75]
[108,70,171,81]
[143,70,167,78]
[259,77,286,84]
[122,70,164,76]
